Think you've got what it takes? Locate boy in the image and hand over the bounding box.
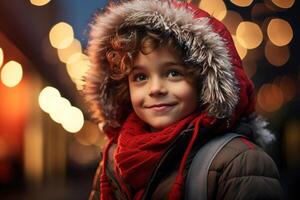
[83,0,283,199]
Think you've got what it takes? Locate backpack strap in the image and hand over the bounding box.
[185,133,244,200]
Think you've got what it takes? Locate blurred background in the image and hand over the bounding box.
[0,0,299,199]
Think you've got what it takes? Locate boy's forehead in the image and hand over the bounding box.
[134,47,183,67]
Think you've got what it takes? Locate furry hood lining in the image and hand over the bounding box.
[82,0,276,147]
[84,0,238,122]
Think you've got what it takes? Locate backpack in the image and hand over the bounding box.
[185,133,244,200]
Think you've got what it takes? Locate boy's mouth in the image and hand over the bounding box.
[145,103,177,112]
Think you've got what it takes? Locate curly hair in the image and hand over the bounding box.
[99,28,203,129]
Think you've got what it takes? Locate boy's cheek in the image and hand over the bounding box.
[129,89,146,107]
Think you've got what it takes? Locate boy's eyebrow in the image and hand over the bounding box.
[132,61,183,70]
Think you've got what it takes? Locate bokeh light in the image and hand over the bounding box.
[0,48,3,67]
[29,0,51,6]
[271,0,295,9]
[49,97,71,124]
[232,35,247,59]
[257,83,284,112]
[199,0,227,21]
[49,22,74,49]
[265,41,290,66]
[267,18,293,46]
[57,39,82,63]
[236,21,263,49]
[222,11,243,34]
[38,86,61,113]
[66,53,90,90]
[230,0,254,7]
[1,61,23,87]
[61,106,84,133]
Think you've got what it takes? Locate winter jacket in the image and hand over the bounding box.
[89,123,283,200]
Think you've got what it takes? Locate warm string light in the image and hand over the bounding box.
[230,0,254,7]
[48,22,90,90]
[38,86,84,133]
[0,61,23,88]
[267,18,293,46]
[199,0,227,21]
[66,53,90,90]
[29,0,51,6]
[57,39,82,63]
[271,0,295,9]
[236,21,263,49]
[49,22,74,49]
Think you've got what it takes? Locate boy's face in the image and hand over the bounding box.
[128,47,198,131]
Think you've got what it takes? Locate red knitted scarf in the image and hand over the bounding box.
[100,111,215,200]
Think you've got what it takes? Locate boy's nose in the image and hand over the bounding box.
[149,78,167,97]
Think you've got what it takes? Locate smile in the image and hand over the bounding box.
[146,103,176,112]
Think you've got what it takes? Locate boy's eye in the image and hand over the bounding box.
[133,73,147,82]
[166,70,183,78]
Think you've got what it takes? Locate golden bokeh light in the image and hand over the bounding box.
[222,11,243,34]
[257,83,284,112]
[271,0,295,9]
[38,86,61,113]
[49,97,71,124]
[30,0,51,6]
[49,22,74,49]
[230,0,254,7]
[232,35,247,59]
[66,52,83,64]
[57,39,82,63]
[267,18,293,46]
[1,60,23,87]
[236,21,263,49]
[265,41,290,66]
[66,53,90,90]
[0,48,3,68]
[199,0,227,21]
[61,106,84,133]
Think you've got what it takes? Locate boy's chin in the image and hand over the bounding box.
[148,120,178,132]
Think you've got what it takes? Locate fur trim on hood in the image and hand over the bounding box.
[83,0,275,146]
